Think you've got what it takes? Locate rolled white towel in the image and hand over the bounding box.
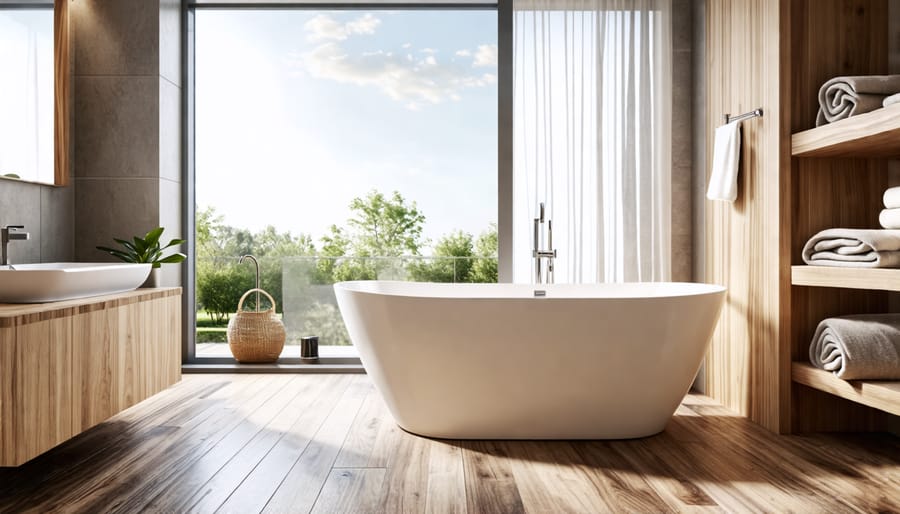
[810,314,900,380]
[880,208,900,229]
[801,228,900,268]
[884,186,900,209]
[816,75,900,126]
[884,92,900,108]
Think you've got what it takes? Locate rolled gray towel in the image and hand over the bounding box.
[801,228,900,268]
[815,75,900,126]
[880,208,900,229]
[810,314,900,380]
[884,186,900,209]
[884,92,900,108]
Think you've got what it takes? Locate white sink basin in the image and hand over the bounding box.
[0,262,152,303]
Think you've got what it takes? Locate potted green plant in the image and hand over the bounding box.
[96,227,186,287]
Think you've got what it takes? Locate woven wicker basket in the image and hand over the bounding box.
[227,288,286,363]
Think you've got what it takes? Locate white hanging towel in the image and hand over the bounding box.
[706,120,742,202]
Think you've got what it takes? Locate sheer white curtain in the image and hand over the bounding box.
[512,0,672,284]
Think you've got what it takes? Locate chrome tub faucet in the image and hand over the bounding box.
[2,225,30,266]
[533,203,557,284]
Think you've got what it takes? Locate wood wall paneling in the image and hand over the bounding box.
[53,0,70,186]
[704,0,787,433]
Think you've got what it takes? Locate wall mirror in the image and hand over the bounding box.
[0,0,69,186]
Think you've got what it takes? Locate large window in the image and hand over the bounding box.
[190,6,499,360]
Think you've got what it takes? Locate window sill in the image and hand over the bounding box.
[182,362,365,373]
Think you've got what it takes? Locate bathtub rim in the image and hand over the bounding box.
[334,280,726,300]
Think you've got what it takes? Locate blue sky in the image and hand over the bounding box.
[195,10,498,252]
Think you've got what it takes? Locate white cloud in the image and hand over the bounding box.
[300,42,496,109]
[473,44,497,67]
[420,48,437,54]
[304,13,381,42]
[401,43,412,49]
[455,49,471,57]
[345,13,380,35]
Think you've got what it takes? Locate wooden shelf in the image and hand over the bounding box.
[791,265,900,291]
[791,103,900,158]
[792,362,900,416]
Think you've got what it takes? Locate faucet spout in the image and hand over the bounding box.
[1,225,30,266]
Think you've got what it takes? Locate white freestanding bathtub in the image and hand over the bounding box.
[334,281,725,439]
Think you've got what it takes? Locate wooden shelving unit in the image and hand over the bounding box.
[792,362,900,416]
[792,104,900,158]
[704,0,894,434]
[790,105,900,420]
[792,265,900,291]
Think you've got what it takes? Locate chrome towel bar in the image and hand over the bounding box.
[724,108,763,124]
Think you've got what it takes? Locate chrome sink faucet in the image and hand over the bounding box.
[533,203,557,284]
[2,225,30,266]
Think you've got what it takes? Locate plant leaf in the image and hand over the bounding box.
[96,246,137,262]
[113,238,138,254]
[143,227,164,248]
[160,238,186,250]
[158,252,186,264]
[132,236,147,255]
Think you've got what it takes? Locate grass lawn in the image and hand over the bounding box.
[196,310,228,328]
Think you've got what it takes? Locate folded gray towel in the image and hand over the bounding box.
[810,314,900,379]
[801,228,900,268]
[815,75,900,126]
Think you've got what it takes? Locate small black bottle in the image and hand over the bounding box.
[300,336,319,363]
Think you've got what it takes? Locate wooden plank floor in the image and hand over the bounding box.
[0,374,897,513]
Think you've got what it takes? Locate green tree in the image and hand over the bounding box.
[471,223,498,283]
[407,224,497,283]
[197,262,249,324]
[315,190,426,283]
[300,302,351,345]
[408,230,475,283]
[195,206,314,321]
[346,190,425,257]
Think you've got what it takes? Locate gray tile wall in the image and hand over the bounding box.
[691,0,706,393]
[691,0,706,287]
[0,179,73,265]
[672,0,693,282]
[71,0,182,287]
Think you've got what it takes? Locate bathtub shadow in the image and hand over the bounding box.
[413,413,899,486]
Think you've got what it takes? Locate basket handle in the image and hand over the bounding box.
[237,288,276,312]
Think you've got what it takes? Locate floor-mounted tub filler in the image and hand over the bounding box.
[335,281,726,439]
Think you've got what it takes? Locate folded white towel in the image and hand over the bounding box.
[885,92,900,108]
[706,121,741,202]
[816,75,900,126]
[801,228,900,268]
[880,208,900,229]
[810,314,900,380]
[884,186,900,209]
